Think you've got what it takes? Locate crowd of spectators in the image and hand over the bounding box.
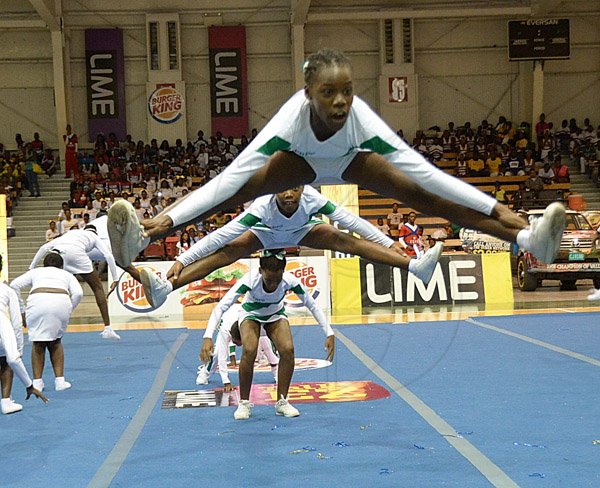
[410,114,599,184]
[45,129,257,255]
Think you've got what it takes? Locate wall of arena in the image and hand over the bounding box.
[0,0,598,147]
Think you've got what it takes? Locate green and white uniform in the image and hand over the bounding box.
[177,185,393,267]
[166,89,497,227]
[203,270,333,339]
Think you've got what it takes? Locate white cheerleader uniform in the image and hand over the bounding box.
[10,267,83,342]
[166,90,497,227]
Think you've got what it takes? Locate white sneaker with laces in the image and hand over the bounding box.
[140,269,170,309]
[1,398,23,415]
[55,379,72,391]
[528,202,566,264]
[275,397,300,417]
[107,200,150,268]
[234,400,253,420]
[101,327,121,341]
[588,288,600,301]
[33,379,45,392]
[196,365,209,385]
[409,242,443,284]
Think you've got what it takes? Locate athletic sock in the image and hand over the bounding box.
[166,280,173,293]
[408,258,417,274]
[55,376,66,384]
[516,229,530,250]
[1,398,11,408]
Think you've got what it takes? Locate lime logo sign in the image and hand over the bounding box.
[148,85,183,124]
[285,261,320,308]
[117,266,163,312]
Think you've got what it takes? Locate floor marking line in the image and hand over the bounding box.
[335,330,519,488]
[465,318,600,368]
[87,332,189,488]
[556,308,576,313]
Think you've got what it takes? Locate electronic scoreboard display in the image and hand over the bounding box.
[508,19,570,61]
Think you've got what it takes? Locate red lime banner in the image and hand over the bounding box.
[208,26,249,138]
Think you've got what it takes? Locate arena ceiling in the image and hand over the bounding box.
[1,0,589,28]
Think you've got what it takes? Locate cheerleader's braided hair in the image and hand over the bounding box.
[302,48,352,86]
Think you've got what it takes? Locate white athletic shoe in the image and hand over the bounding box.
[140,268,170,309]
[33,379,45,392]
[275,397,300,417]
[55,378,72,391]
[195,365,209,385]
[107,200,149,268]
[410,242,443,284]
[588,288,600,301]
[101,326,121,341]
[1,399,23,415]
[528,202,566,264]
[234,400,253,420]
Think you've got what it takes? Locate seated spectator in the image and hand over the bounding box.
[456,153,468,178]
[176,231,192,256]
[78,213,92,229]
[538,162,555,184]
[486,149,502,177]
[553,158,570,183]
[375,218,391,238]
[96,200,108,217]
[45,220,60,242]
[525,169,544,197]
[515,130,528,151]
[539,131,554,162]
[521,149,537,174]
[492,181,509,204]
[133,197,145,221]
[386,202,402,234]
[59,209,77,234]
[83,200,97,220]
[504,149,525,176]
[398,211,423,257]
[57,201,70,221]
[467,151,488,176]
[41,149,56,177]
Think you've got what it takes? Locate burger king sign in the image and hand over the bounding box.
[148,85,184,124]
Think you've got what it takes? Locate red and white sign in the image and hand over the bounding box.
[388,77,408,103]
[148,84,184,124]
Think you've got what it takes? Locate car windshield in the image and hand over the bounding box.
[529,213,592,231]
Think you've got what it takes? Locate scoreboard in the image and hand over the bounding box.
[508,19,570,61]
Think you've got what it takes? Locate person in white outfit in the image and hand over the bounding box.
[140,185,442,310]
[29,225,120,340]
[0,256,48,414]
[195,303,279,390]
[11,252,83,392]
[108,48,565,272]
[200,250,335,420]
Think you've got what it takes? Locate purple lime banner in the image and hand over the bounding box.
[85,28,127,141]
[208,26,249,138]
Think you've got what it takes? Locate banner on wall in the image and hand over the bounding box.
[146,81,187,144]
[208,26,249,138]
[388,77,408,103]
[85,28,127,141]
[108,257,330,319]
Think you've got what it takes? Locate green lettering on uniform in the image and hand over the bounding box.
[257,136,291,156]
[239,213,261,227]
[360,136,398,155]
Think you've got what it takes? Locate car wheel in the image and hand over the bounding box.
[517,257,538,291]
[559,280,577,291]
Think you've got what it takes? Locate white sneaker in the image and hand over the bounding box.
[588,288,600,301]
[101,327,121,341]
[1,399,23,415]
[234,400,253,420]
[55,379,72,391]
[409,242,443,283]
[275,397,300,417]
[107,200,149,268]
[140,268,170,309]
[195,365,209,385]
[528,202,566,264]
[33,379,45,392]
